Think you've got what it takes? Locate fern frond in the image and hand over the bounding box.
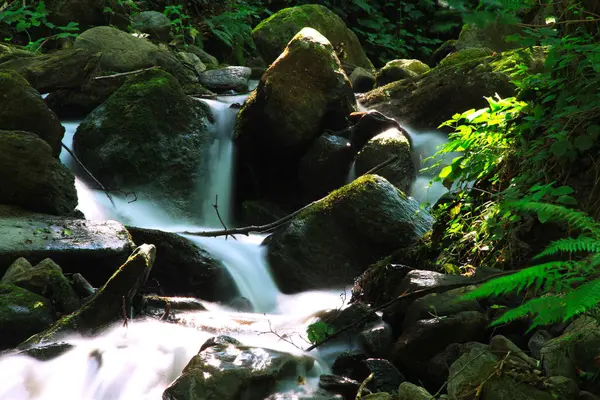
[535,236,600,259]
[505,201,600,233]
[562,279,600,320]
[491,295,564,330]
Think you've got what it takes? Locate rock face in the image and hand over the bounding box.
[266,175,432,293]
[163,337,314,400]
[0,71,64,155]
[0,205,134,286]
[132,11,172,42]
[375,59,430,87]
[199,66,251,93]
[236,27,356,207]
[354,128,415,194]
[0,131,77,215]
[0,283,54,350]
[127,227,238,302]
[74,69,213,218]
[20,244,156,347]
[252,4,373,71]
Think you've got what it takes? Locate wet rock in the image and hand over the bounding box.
[74,69,213,219]
[345,110,403,152]
[226,296,253,312]
[164,339,314,400]
[199,66,251,93]
[1,257,32,282]
[354,127,415,194]
[0,48,98,94]
[252,4,373,70]
[318,374,364,400]
[332,351,369,381]
[2,258,80,314]
[127,227,237,301]
[199,335,242,352]
[0,71,64,155]
[364,358,405,393]
[132,11,172,42]
[428,342,489,390]
[0,131,77,215]
[320,303,379,336]
[349,67,375,93]
[0,205,134,287]
[71,273,95,298]
[19,244,155,347]
[528,330,552,359]
[351,263,413,308]
[236,27,356,208]
[375,59,430,87]
[393,311,489,383]
[299,135,354,201]
[19,341,73,360]
[144,295,207,311]
[0,283,54,350]
[544,376,579,400]
[398,382,432,400]
[267,175,432,293]
[359,325,393,358]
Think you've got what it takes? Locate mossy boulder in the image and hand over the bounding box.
[74,26,199,89]
[0,131,77,215]
[355,128,415,194]
[163,338,314,400]
[439,47,494,68]
[455,22,523,53]
[2,258,80,314]
[0,71,64,155]
[74,69,213,218]
[0,43,36,63]
[266,175,432,293]
[132,10,172,42]
[236,27,356,207]
[349,66,375,93]
[375,59,430,87]
[0,283,54,350]
[252,4,373,71]
[19,244,155,347]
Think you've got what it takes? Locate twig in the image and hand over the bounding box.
[305,270,515,352]
[179,156,400,238]
[61,143,116,208]
[122,296,128,327]
[160,302,171,321]
[258,320,305,351]
[355,373,374,400]
[93,66,160,80]
[213,194,236,240]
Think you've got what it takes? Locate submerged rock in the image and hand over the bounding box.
[19,244,156,347]
[0,71,64,155]
[74,69,213,218]
[267,175,432,293]
[0,131,77,215]
[236,27,356,207]
[163,338,314,400]
[252,4,373,70]
[0,205,134,286]
[0,283,54,350]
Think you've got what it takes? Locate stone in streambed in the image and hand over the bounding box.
[375,59,430,87]
[199,66,251,93]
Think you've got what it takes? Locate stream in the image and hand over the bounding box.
[0,92,450,400]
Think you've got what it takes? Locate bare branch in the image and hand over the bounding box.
[93,66,160,80]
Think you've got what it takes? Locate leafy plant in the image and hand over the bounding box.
[306,321,333,344]
[163,4,199,45]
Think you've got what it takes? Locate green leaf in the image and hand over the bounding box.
[550,140,569,157]
[439,165,453,179]
[306,321,333,344]
[557,195,578,205]
[551,186,574,196]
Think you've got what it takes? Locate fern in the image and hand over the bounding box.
[467,202,600,330]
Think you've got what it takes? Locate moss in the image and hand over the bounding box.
[439,48,494,67]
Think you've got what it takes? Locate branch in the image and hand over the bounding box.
[355,373,374,400]
[212,194,236,240]
[93,66,160,80]
[361,155,399,177]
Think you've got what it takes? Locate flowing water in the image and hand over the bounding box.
[0,91,450,399]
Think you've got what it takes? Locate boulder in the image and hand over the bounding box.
[2,258,80,314]
[318,374,363,400]
[299,135,354,202]
[358,325,394,358]
[236,27,356,207]
[177,52,207,74]
[199,66,251,93]
[252,4,373,70]
[143,295,207,311]
[428,342,489,390]
[0,48,98,94]
[363,358,405,393]
[354,128,415,194]
[398,382,433,400]
[455,22,523,53]
[349,67,375,93]
[0,72,64,155]
[127,227,238,302]
[74,69,213,218]
[19,244,156,347]
[375,59,430,87]
[74,26,198,87]
[266,175,432,293]
[528,330,552,359]
[439,47,494,68]
[0,205,134,287]
[345,110,404,152]
[163,338,314,400]
[0,131,77,215]
[0,283,54,350]
[186,45,219,68]
[132,11,172,42]
[332,351,369,380]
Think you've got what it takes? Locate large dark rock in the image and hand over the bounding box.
[0,71,64,155]
[266,175,432,293]
[127,227,238,302]
[199,66,251,93]
[0,283,54,350]
[0,205,134,286]
[236,27,356,208]
[74,69,213,218]
[132,11,172,42]
[19,244,155,347]
[0,131,77,215]
[163,338,314,400]
[252,4,373,71]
